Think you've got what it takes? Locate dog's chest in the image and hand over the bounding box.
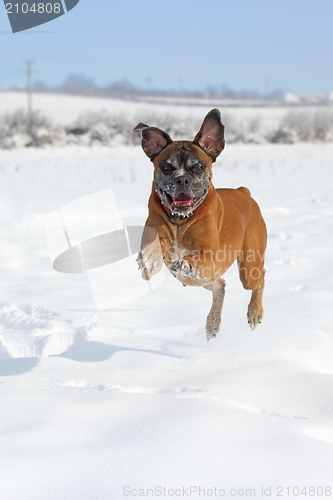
[165,223,197,264]
[168,220,191,248]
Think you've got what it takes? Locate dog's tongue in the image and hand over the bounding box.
[172,193,194,207]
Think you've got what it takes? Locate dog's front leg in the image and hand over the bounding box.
[137,227,171,280]
[169,256,195,278]
[169,252,222,282]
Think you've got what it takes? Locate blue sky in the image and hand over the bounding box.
[0,0,332,94]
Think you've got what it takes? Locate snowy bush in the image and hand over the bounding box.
[269,110,333,143]
[66,110,135,146]
[222,113,266,144]
[63,110,203,146]
[1,107,333,149]
[0,109,57,148]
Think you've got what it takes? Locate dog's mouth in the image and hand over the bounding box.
[158,188,208,218]
[172,192,195,207]
[162,190,196,210]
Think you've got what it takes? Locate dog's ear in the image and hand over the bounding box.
[193,109,225,161]
[133,123,172,160]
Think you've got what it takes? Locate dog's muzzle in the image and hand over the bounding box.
[156,186,208,219]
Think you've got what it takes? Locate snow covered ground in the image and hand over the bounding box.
[0,112,333,498]
[0,91,287,128]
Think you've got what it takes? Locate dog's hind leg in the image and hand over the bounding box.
[247,277,265,330]
[238,249,266,330]
[237,205,267,330]
[204,278,226,342]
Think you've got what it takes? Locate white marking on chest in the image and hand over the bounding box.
[169,235,187,262]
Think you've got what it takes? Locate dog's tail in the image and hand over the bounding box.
[237,186,251,196]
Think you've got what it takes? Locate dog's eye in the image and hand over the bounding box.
[192,163,205,172]
[160,164,173,173]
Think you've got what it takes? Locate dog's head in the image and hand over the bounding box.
[134,109,225,218]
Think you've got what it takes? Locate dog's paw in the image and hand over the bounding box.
[206,329,217,342]
[137,242,163,280]
[169,259,195,277]
[206,315,221,342]
[247,308,263,330]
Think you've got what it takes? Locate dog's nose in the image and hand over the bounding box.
[176,175,190,187]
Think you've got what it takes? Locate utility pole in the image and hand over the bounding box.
[26,61,33,130]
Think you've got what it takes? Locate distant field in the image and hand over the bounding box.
[1,92,333,149]
[0,90,308,126]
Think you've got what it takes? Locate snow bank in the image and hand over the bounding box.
[0,303,95,358]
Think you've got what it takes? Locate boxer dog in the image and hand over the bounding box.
[134,109,267,341]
